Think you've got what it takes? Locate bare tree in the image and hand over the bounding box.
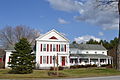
[0,25,40,49]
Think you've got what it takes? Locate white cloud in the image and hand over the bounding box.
[74,35,101,43]
[98,32,104,36]
[58,18,69,24]
[74,0,119,30]
[47,0,119,30]
[47,0,83,12]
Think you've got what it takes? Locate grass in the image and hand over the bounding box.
[0,68,120,79]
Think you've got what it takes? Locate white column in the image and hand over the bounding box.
[109,58,111,64]
[77,57,79,65]
[106,58,108,64]
[98,58,100,67]
[88,58,91,64]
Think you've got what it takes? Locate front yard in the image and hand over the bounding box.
[0,68,120,79]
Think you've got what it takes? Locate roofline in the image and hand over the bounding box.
[36,29,70,42]
[5,50,15,52]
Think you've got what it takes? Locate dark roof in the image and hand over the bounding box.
[70,44,107,50]
[70,54,111,59]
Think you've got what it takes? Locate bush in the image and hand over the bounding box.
[59,66,64,70]
[0,62,4,69]
[101,64,112,68]
[91,64,97,67]
[70,64,98,69]
[50,66,64,70]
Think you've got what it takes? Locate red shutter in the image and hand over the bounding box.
[64,45,66,52]
[0,58,2,62]
[47,56,49,64]
[8,57,10,62]
[47,44,49,52]
[50,44,52,52]
[50,56,52,64]
[40,56,42,64]
[59,44,60,52]
[41,44,42,52]
[56,44,58,52]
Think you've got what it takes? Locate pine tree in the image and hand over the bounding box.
[8,38,35,74]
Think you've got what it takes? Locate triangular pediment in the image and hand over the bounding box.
[49,36,58,40]
[36,29,69,42]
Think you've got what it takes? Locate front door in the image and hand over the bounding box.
[62,56,65,66]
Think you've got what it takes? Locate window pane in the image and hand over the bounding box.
[53,44,56,51]
[43,44,46,51]
[61,44,64,51]
[43,56,46,64]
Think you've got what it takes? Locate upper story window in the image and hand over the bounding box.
[53,44,56,51]
[43,44,46,51]
[102,52,104,54]
[61,44,64,51]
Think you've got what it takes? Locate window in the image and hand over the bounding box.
[95,52,97,54]
[53,44,56,51]
[50,56,52,64]
[102,52,104,54]
[43,56,46,64]
[40,56,42,64]
[61,44,64,51]
[86,51,88,53]
[43,44,46,51]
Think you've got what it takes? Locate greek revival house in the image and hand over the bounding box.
[5,29,112,69]
[35,29,70,69]
[70,44,112,66]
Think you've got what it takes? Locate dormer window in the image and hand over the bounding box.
[86,52,88,53]
[95,52,97,54]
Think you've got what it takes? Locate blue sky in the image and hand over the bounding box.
[0,0,118,43]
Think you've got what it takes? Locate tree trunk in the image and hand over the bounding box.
[117,0,120,70]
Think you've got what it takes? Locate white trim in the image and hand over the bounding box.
[36,29,69,42]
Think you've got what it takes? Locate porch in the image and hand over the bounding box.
[70,54,112,67]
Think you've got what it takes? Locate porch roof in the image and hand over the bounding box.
[70,54,111,59]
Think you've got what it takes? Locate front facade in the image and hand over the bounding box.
[35,29,70,69]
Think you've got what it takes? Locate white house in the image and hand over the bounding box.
[70,44,112,66]
[35,29,70,69]
[4,29,112,69]
[5,29,70,69]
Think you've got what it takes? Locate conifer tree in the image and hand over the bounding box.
[8,38,35,74]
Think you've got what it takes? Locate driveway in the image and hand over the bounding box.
[49,76,120,80]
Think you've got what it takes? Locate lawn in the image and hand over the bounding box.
[0,68,120,79]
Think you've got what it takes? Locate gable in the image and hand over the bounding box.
[36,29,69,42]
